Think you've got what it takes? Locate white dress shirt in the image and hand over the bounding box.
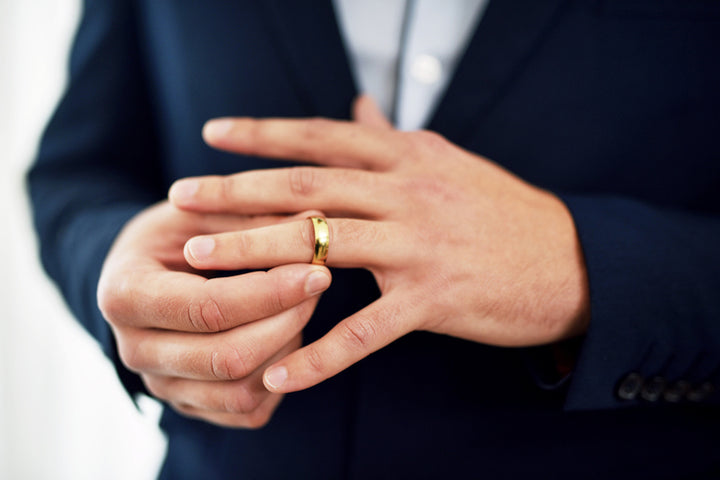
[333,0,489,130]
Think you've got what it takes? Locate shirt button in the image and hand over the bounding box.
[410,54,442,85]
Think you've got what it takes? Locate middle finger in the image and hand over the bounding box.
[170,167,396,218]
[143,334,300,416]
[119,298,317,381]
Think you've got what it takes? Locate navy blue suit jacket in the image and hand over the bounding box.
[29,0,720,478]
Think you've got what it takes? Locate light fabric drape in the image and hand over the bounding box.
[0,1,166,478]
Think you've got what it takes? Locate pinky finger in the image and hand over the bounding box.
[169,392,284,430]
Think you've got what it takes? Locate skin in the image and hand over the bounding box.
[168,96,591,398]
[98,96,589,428]
[97,202,333,428]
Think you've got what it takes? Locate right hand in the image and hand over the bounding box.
[97,202,331,428]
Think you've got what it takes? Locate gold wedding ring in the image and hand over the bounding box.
[309,217,329,265]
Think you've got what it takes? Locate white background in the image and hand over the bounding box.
[0,1,167,478]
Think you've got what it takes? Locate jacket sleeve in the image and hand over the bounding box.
[27,0,163,397]
[558,194,720,410]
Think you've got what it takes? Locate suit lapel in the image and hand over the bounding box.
[429,0,569,145]
[260,0,569,137]
[261,0,357,119]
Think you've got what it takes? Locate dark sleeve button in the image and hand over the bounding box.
[686,381,715,402]
[640,376,667,402]
[663,380,691,403]
[617,372,644,400]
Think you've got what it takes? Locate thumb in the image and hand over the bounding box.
[352,94,393,130]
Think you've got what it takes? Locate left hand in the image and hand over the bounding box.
[169,96,590,394]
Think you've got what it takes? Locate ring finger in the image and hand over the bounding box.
[169,393,284,429]
[143,334,299,416]
[184,218,404,270]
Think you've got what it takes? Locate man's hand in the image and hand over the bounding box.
[169,97,590,395]
[97,202,331,428]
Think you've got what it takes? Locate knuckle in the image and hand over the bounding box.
[220,175,237,205]
[244,120,265,154]
[265,277,289,315]
[96,278,114,319]
[223,385,262,414]
[230,231,253,258]
[342,220,384,248]
[209,351,222,379]
[170,402,193,416]
[221,392,246,415]
[116,336,142,372]
[142,376,169,400]
[302,344,326,376]
[171,403,211,425]
[411,130,447,150]
[289,301,312,329]
[401,130,450,165]
[399,175,458,206]
[187,288,227,333]
[210,343,256,380]
[298,118,333,161]
[303,118,332,138]
[288,166,316,197]
[339,318,376,350]
[97,272,133,325]
[244,409,274,430]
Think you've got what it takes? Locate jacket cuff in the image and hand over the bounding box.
[557,194,719,410]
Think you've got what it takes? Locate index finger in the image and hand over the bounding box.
[202,117,405,171]
[262,295,415,393]
[97,263,331,333]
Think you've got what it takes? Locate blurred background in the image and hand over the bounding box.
[0,1,167,478]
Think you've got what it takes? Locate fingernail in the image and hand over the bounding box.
[203,119,234,141]
[187,237,215,261]
[170,180,198,203]
[264,366,287,391]
[305,270,331,296]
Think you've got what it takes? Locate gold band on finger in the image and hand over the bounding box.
[309,217,329,265]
